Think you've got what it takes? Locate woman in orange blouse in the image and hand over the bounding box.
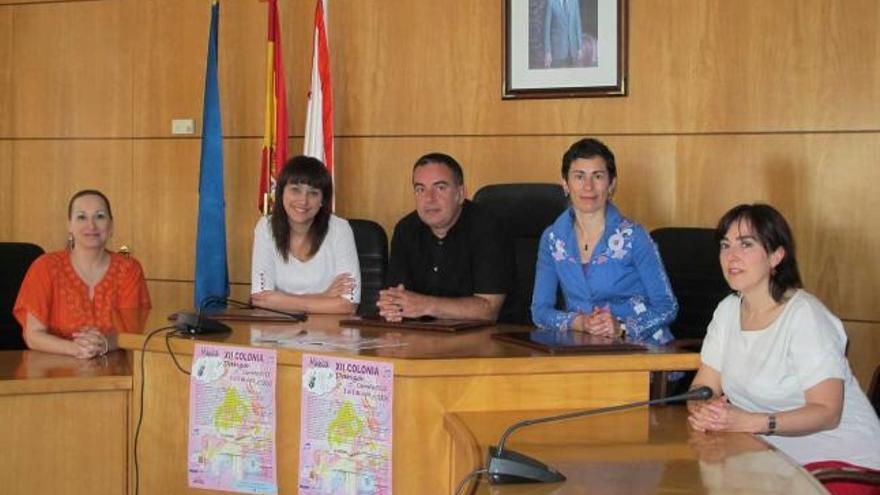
[13,190,151,359]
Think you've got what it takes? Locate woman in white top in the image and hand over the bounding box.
[251,156,360,314]
[687,204,880,492]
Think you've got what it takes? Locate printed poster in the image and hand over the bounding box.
[298,354,394,494]
[188,344,278,494]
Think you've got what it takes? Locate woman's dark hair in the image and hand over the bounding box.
[271,156,333,260]
[715,203,803,302]
[561,138,617,182]
[68,189,113,220]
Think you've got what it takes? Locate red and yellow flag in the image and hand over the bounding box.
[259,0,288,214]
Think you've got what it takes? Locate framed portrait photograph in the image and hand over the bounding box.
[503,0,628,99]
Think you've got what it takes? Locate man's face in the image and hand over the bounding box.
[412,162,465,236]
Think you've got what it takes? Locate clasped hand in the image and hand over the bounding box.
[72,327,109,360]
[573,306,621,338]
[377,284,429,322]
[687,395,753,433]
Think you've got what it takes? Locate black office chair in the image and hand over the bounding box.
[349,219,388,317]
[651,227,730,347]
[649,228,730,397]
[473,183,568,325]
[0,242,45,350]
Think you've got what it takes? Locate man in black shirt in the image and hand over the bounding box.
[377,153,512,322]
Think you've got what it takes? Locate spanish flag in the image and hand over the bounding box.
[259,0,288,214]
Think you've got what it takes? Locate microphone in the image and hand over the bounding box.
[486,386,714,484]
[199,296,308,322]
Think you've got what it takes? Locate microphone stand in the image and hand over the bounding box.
[172,311,232,335]
[200,296,308,322]
[487,386,714,484]
[168,295,231,335]
[175,296,308,335]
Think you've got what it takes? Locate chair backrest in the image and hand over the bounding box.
[349,219,388,317]
[0,242,45,350]
[473,183,568,325]
[650,227,730,342]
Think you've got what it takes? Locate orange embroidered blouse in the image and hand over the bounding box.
[13,251,152,338]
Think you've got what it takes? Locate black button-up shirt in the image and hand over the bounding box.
[386,201,512,297]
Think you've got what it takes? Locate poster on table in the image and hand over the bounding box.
[298,354,394,494]
[187,344,278,494]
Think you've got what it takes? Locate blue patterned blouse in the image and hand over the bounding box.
[530,203,678,345]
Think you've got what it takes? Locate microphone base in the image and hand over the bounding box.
[487,446,566,484]
[173,312,232,335]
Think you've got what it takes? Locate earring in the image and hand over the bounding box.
[67,233,74,250]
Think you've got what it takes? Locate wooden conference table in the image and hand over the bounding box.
[0,339,825,495]
[116,308,700,495]
[0,349,131,495]
[446,406,828,495]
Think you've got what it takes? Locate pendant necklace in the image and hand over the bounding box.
[575,219,591,253]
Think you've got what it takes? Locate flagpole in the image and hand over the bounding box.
[194,0,229,308]
[304,0,334,201]
[259,0,288,216]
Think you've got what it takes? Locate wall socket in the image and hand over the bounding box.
[171,118,195,135]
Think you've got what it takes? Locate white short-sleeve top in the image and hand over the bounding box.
[250,215,361,304]
[701,290,880,469]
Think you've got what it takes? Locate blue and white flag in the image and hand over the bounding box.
[194,1,228,308]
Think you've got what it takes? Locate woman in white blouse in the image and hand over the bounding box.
[250,156,360,314]
[687,204,879,494]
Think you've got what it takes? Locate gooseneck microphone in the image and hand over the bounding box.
[200,296,308,322]
[175,296,310,335]
[486,386,714,485]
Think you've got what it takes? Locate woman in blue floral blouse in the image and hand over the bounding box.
[530,138,678,345]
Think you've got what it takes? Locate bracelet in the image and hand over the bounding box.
[766,413,777,435]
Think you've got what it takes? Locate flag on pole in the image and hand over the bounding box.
[303,0,333,178]
[259,0,289,215]
[194,0,229,308]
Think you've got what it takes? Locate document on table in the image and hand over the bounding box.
[250,327,408,352]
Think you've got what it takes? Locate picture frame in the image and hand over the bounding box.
[503,0,628,99]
